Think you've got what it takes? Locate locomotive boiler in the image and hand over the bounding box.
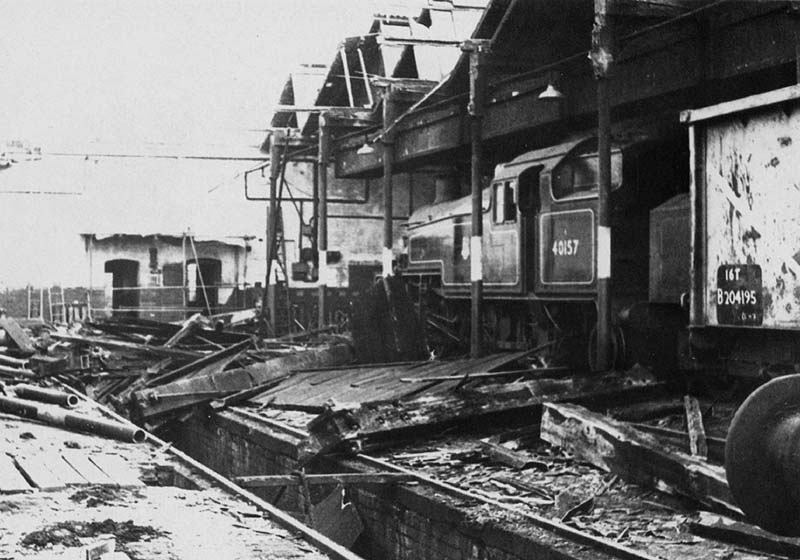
[399,84,800,380]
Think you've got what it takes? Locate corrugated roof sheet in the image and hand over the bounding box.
[250,351,529,407]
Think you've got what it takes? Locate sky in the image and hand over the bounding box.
[0,0,396,152]
[0,0,425,289]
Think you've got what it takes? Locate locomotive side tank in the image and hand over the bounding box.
[402,133,687,365]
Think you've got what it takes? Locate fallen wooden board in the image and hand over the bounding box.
[53,333,202,359]
[43,450,88,486]
[145,337,253,387]
[0,316,35,354]
[689,511,800,557]
[89,453,144,487]
[162,313,204,348]
[608,399,684,422]
[631,423,726,464]
[399,367,570,383]
[0,455,32,493]
[540,402,739,515]
[61,450,115,485]
[13,454,68,490]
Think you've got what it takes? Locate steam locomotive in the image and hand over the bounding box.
[398,85,800,377]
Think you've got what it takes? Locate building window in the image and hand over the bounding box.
[149,247,158,271]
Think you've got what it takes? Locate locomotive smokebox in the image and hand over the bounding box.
[726,374,800,535]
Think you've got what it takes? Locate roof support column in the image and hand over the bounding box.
[261,130,283,331]
[462,39,491,359]
[317,114,330,329]
[382,86,396,277]
[592,0,615,371]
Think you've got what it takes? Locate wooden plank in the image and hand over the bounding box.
[13,454,65,490]
[609,399,684,421]
[89,453,144,487]
[61,450,115,485]
[632,423,725,464]
[43,450,88,486]
[0,455,33,493]
[681,84,800,124]
[0,316,35,354]
[234,472,416,488]
[540,403,739,515]
[162,313,204,348]
[684,395,708,459]
[53,333,202,359]
[689,511,800,557]
[144,337,253,387]
[400,367,569,383]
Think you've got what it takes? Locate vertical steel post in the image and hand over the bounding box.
[261,131,282,326]
[463,40,490,359]
[312,156,319,255]
[317,114,330,328]
[592,0,614,371]
[382,86,396,277]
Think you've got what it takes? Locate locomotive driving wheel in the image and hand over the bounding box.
[586,324,626,371]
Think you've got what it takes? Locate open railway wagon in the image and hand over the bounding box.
[687,86,800,537]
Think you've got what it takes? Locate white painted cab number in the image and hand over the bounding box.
[552,239,580,257]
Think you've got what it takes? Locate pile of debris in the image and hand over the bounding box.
[0,310,353,432]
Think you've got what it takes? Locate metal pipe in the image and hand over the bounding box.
[382,87,396,277]
[318,115,330,328]
[14,384,79,408]
[0,354,30,367]
[463,40,490,359]
[0,364,35,378]
[0,395,145,443]
[593,0,614,371]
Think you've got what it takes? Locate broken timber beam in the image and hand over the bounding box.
[684,395,708,459]
[540,402,739,515]
[53,333,202,360]
[162,313,204,348]
[0,316,35,354]
[234,472,415,488]
[631,423,725,464]
[144,337,254,387]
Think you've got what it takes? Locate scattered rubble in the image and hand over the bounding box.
[0,310,793,559]
[21,519,167,549]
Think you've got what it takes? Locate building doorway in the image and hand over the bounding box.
[186,258,222,314]
[104,259,140,316]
